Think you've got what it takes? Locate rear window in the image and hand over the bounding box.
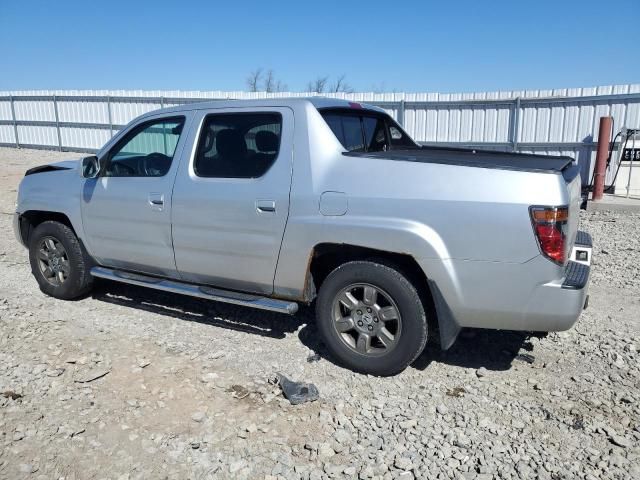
[362,116,388,152]
[320,108,418,152]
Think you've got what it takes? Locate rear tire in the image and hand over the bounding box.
[315,260,428,376]
[28,221,94,300]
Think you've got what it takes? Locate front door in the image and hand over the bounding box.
[171,107,294,294]
[81,114,190,277]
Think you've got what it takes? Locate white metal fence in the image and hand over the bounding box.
[2,84,639,186]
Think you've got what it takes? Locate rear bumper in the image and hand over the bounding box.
[423,230,593,336]
[521,229,592,331]
[522,260,590,331]
[570,231,592,266]
[561,261,589,290]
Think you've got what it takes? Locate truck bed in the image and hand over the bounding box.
[344,146,574,174]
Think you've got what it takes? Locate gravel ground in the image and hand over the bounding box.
[0,147,639,480]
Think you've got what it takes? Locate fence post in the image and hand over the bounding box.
[510,97,521,152]
[53,95,62,151]
[9,95,19,148]
[107,96,113,137]
[592,116,613,201]
[398,100,405,127]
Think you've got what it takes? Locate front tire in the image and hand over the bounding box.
[28,221,94,300]
[316,261,428,376]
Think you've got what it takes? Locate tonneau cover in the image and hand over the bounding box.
[345,146,573,174]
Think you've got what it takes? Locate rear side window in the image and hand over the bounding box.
[194,113,282,178]
[323,114,366,152]
[320,109,418,152]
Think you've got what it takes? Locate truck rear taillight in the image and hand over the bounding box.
[530,206,569,264]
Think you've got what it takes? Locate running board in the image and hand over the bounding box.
[90,266,298,315]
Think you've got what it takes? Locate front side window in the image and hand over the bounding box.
[105,117,185,177]
[194,113,282,178]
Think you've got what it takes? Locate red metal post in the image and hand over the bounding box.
[592,116,612,201]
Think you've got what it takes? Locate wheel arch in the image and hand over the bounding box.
[307,243,440,343]
[18,210,78,246]
[24,211,95,300]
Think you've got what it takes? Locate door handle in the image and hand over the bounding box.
[148,193,164,209]
[256,200,276,213]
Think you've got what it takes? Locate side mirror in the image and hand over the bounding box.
[81,155,100,178]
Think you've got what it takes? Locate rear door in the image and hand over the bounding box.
[171,107,294,294]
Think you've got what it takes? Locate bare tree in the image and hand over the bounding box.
[246,68,287,92]
[263,69,287,93]
[307,76,329,93]
[246,68,263,92]
[264,69,275,93]
[330,74,354,93]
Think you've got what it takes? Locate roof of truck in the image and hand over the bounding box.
[145,97,387,116]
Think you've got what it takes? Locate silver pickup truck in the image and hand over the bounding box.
[13,98,592,375]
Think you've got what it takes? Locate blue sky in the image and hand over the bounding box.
[1,0,637,93]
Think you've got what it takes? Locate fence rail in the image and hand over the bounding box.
[1,85,639,185]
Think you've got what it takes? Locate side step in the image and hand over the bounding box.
[90,266,298,315]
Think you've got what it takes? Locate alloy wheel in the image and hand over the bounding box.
[36,236,70,286]
[331,283,402,356]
